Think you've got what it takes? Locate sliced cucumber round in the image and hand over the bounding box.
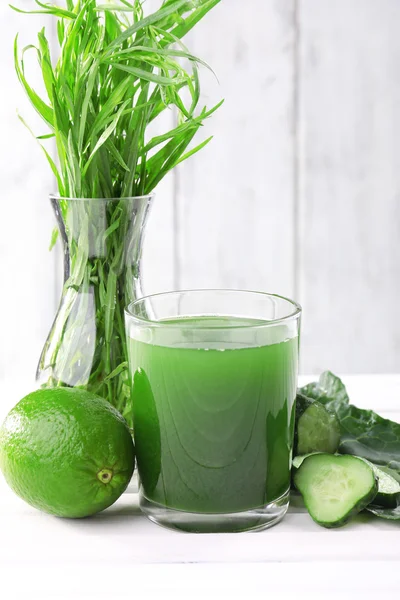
[292,453,320,471]
[295,394,340,456]
[294,453,378,528]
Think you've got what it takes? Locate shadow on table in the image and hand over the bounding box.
[56,491,144,530]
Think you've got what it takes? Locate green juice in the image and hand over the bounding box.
[128,316,298,515]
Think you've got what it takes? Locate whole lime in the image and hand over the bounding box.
[0,387,135,518]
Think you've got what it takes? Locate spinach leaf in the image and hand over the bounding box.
[300,371,349,412]
[299,372,400,474]
[367,505,400,521]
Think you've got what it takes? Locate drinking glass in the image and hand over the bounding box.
[125,290,301,533]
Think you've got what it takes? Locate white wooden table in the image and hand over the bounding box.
[0,376,399,600]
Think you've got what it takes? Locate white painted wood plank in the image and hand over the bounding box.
[0,7,56,381]
[142,172,176,295]
[176,0,296,297]
[1,474,400,567]
[1,563,399,600]
[298,0,400,374]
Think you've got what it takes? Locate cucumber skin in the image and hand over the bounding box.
[294,394,341,456]
[359,460,400,509]
[374,492,398,509]
[293,394,313,455]
[294,454,379,529]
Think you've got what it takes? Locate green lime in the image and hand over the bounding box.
[0,387,135,518]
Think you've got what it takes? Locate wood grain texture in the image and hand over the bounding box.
[175,0,296,297]
[0,7,56,381]
[298,0,400,373]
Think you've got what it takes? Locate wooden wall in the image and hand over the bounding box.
[2,1,400,377]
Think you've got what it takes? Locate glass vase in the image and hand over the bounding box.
[37,195,153,427]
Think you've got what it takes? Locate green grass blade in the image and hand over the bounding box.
[17,113,64,193]
[14,35,54,128]
[37,133,55,140]
[86,76,133,139]
[9,3,76,19]
[96,4,137,11]
[13,0,222,200]
[37,28,55,101]
[77,60,100,153]
[49,227,59,251]
[173,135,213,166]
[104,139,129,172]
[82,99,130,177]
[165,0,221,43]
[104,0,189,51]
[104,61,185,85]
[144,116,204,153]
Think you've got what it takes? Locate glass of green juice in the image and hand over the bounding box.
[125,290,301,533]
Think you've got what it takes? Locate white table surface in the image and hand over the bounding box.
[0,376,400,600]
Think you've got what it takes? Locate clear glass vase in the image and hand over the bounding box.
[37,195,153,427]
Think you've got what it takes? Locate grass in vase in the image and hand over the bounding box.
[12,0,222,421]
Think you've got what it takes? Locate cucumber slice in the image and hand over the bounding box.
[294,453,378,528]
[292,453,320,471]
[295,394,340,455]
[361,461,400,509]
[291,453,319,491]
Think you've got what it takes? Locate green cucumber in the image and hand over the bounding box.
[294,453,378,528]
[291,453,319,490]
[292,453,320,471]
[361,461,400,509]
[295,394,340,455]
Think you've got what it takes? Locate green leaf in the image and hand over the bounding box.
[104,139,129,172]
[165,0,222,43]
[173,135,213,166]
[104,0,189,50]
[82,99,130,177]
[300,370,350,413]
[14,35,54,128]
[78,60,100,153]
[104,362,128,382]
[9,2,76,19]
[105,61,185,85]
[111,45,210,69]
[17,113,63,193]
[12,0,222,197]
[86,76,133,140]
[37,133,55,140]
[96,4,136,11]
[37,28,55,102]
[367,505,400,520]
[49,227,59,251]
[300,372,400,474]
[143,118,202,153]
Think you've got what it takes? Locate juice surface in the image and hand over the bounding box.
[128,316,298,514]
